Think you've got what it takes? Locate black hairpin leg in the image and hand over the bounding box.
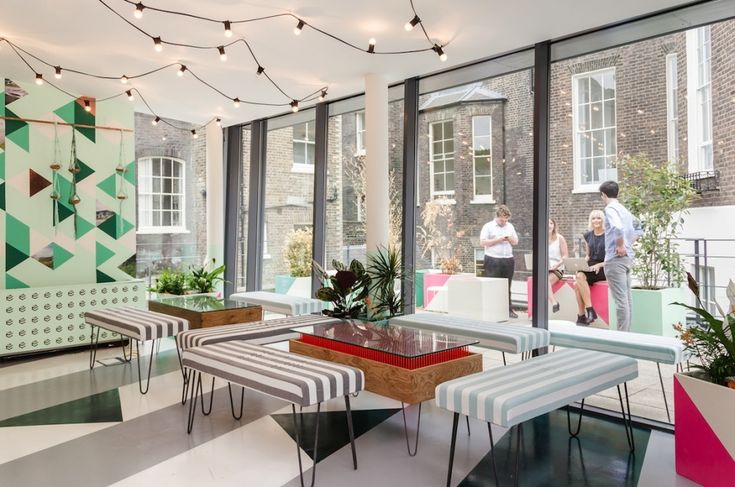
[174,335,186,380]
[186,371,201,434]
[400,401,422,457]
[119,334,132,362]
[502,352,507,366]
[567,399,586,437]
[568,436,588,484]
[656,363,671,423]
[200,376,215,415]
[228,383,245,420]
[344,395,358,470]
[181,368,192,405]
[135,339,156,395]
[445,412,460,487]
[617,383,636,452]
[293,402,321,487]
[487,422,500,487]
[88,325,100,369]
[465,416,471,436]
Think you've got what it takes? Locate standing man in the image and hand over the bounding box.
[600,180,640,331]
[480,205,519,318]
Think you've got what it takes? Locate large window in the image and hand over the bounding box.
[137,156,186,233]
[666,53,680,164]
[572,68,617,189]
[292,122,316,171]
[430,120,455,196]
[687,26,713,172]
[472,115,493,202]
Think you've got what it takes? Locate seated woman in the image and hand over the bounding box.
[548,218,568,313]
[575,210,606,325]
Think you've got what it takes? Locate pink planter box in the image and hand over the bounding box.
[526,277,609,324]
[423,273,451,308]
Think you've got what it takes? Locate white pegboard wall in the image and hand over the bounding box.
[2,280,145,357]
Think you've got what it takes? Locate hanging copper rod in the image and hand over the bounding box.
[0,116,133,133]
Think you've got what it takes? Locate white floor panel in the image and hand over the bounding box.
[0,422,118,464]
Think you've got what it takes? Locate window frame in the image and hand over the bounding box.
[429,119,456,198]
[355,111,366,156]
[665,52,679,166]
[471,115,494,204]
[292,121,316,173]
[686,26,714,173]
[571,67,617,192]
[136,156,188,234]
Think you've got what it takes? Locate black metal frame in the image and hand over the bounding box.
[401,77,420,315]
[311,103,329,296]
[246,119,268,291]
[223,125,243,298]
[88,325,156,395]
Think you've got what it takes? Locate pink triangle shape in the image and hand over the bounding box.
[674,376,735,484]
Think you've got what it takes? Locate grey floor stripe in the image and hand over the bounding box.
[0,349,182,422]
[0,387,288,487]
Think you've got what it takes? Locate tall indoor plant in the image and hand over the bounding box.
[613,154,697,335]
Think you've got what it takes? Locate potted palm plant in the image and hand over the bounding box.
[187,258,225,296]
[613,154,697,336]
[673,275,735,485]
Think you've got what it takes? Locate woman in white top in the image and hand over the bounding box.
[548,218,569,313]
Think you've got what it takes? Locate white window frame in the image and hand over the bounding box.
[665,53,679,166]
[429,120,455,198]
[571,67,617,193]
[686,26,714,173]
[471,115,494,204]
[137,156,188,234]
[292,122,315,173]
[262,221,271,259]
[355,111,366,156]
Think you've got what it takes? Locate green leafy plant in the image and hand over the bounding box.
[313,259,371,318]
[285,228,313,277]
[416,198,463,274]
[367,245,407,319]
[617,154,697,289]
[673,273,735,387]
[187,258,226,294]
[150,268,187,295]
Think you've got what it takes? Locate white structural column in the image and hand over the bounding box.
[364,73,390,253]
[205,122,225,272]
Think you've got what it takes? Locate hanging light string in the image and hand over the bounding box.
[114,0,447,58]
[407,0,447,61]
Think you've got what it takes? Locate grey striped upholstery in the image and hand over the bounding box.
[229,291,326,316]
[436,349,638,427]
[182,341,364,407]
[389,313,549,354]
[85,307,189,341]
[177,315,341,351]
[548,320,689,365]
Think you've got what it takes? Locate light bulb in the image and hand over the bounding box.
[405,15,420,31]
[368,38,376,53]
[152,116,160,126]
[256,66,265,75]
[121,75,128,84]
[126,90,134,101]
[290,100,299,113]
[224,21,232,38]
[134,2,144,19]
[191,129,198,139]
[294,20,304,35]
[318,89,327,102]
[218,46,227,62]
[233,98,240,108]
[216,118,222,127]
[84,99,91,112]
[35,73,43,86]
[177,64,186,77]
[440,52,448,62]
[153,37,163,52]
[54,66,62,79]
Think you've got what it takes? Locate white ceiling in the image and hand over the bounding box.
[1,0,691,127]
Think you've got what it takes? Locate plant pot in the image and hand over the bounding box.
[674,372,735,484]
[608,287,686,336]
[274,275,312,298]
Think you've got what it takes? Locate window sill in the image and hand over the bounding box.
[263,254,272,260]
[354,149,366,157]
[470,197,496,205]
[571,186,601,194]
[137,228,190,235]
[431,197,456,205]
[291,164,315,174]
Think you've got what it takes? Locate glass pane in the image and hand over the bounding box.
[591,102,603,128]
[161,211,171,226]
[444,121,454,139]
[152,160,161,176]
[577,105,589,131]
[152,195,161,210]
[293,123,307,140]
[162,195,172,210]
[432,141,443,155]
[307,143,315,165]
[445,139,454,154]
[236,126,251,291]
[173,161,181,177]
[293,144,305,165]
[445,158,454,173]
[476,175,491,195]
[162,178,172,193]
[434,160,445,173]
[580,134,592,158]
[152,177,161,193]
[434,174,444,192]
[171,211,180,226]
[172,178,180,193]
[577,77,589,104]
[604,100,615,126]
[475,156,491,174]
[605,128,616,154]
[603,71,615,99]
[431,123,442,140]
[162,159,172,177]
[152,211,161,226]
[590,74,603,102]
[445,172,455,191]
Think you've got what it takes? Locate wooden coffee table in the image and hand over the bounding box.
[148,295,262,329]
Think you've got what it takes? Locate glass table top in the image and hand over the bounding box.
[151,295,257,312]
[292,320,478,359]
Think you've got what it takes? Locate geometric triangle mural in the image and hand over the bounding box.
[76,159,95,183]
[53,242,74,269]
[6,243,29,271]
[97,174,117,199]
[29,168,52,196]
[96,241,115,267]
[0,389,122,426]
[31,243,54,269]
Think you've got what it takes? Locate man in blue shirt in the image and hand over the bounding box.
[600,180,642,331]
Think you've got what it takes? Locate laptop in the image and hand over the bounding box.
[562,257,590,273]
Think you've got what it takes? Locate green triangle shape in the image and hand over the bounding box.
[0,151,5,179]
[96,269,116,283]
[97,213,118,239]
[0,389,122,426]
[76,159,95,183]
[52,242,74,269]
[6,243,28,271]
[6,214,30,253]
[57,201,75,223]
[6,122,30,152]
[74,99,96,143]
[6,274,28,289]
[54,101,76,125]
[0,182,5,212]
[4,108,27,136]
[96,241,115,267]
[124,161,136,185]
[75,215,95,239]
[97,174,117,199]
[120,217,134,237]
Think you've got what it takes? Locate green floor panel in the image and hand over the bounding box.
[0,389,123,427]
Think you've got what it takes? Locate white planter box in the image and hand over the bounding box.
[447,276,509,322]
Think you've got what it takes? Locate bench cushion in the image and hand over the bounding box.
[390,313,549,354]
[436,349,638,427]
[229,291,325,316]
[182,341,364,407]
[548,320,688,365]
[178,315,341,350]
[85,307,189,341]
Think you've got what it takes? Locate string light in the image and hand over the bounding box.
[368,38,376,54]
[294,20,305,35]
[54,66,62,79]
[35,73,43,85]
[290,99,299,113]
[191,129,198,138]
[233,97,241,108]
[120,74,128,84]
[133,2,144,19]
[152,116,160,125]
[177,64,187,76]
[256,66,265,75]
[126,89,134,100]
[153,36,162,52]
[218,45,227,61]
[216,117,222,127]
[223,20,232,38]
[84,99,92,112]
[318,89,327,101]
[404,15,421,31]
[433,44,447,62]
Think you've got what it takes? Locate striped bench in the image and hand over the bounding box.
[229,291,326,316]
[183,341,364,485]
[390,313,550,363]
[549,319,689,422]
[85,307,189,394]
[436,348,638,486]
